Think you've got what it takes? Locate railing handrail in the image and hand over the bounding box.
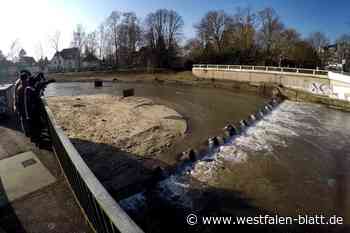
[192,64,328,76]
[42,98,144,233]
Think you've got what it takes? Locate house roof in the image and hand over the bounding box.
[0,59,12,66]
[19,56,36,64]
[82,54,99,63]
[53,48,79,60]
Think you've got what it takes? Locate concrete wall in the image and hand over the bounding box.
[193,68,332,95]
[328,72,350,101]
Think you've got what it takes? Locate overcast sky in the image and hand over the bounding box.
[1,0,349,60]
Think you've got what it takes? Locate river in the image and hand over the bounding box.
[45,81,266,164]
[119,100,350,233]
[45,82,350,232]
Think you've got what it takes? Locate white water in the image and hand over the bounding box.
[120,100,350,215]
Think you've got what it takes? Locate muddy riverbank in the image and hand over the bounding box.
[47,95,187,199]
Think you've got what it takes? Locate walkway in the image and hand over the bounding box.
[0,114,92,233]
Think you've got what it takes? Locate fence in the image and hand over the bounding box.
[41,99,144,233]
[192,64,329,76]
[0,84,14,115]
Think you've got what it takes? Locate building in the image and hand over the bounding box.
[0,55,49,83]
[49,48,79,72]
[324,43,350,71]
[16,56,42,74]
[82,53,100,70]
[18,56,36,67]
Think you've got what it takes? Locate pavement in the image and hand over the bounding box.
[0,114,92,233]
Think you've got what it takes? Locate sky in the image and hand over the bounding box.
[0,0,349,60]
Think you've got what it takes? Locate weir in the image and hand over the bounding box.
[120,98,350,232]
[176,95,284,168]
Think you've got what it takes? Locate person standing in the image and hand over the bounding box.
[24,76,40,142]
[15,70,31,135]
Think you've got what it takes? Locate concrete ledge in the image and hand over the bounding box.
[0,151,56,206]
[280,87,350,112]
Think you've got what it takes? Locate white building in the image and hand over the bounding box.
[49,48,79,72]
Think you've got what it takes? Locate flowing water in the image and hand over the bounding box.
[45,82,350,232]
[119,101,350,233]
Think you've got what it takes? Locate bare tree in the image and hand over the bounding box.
[307,32,329,53]
[8,39,21,62]
[97,23,106,60]
[145,9,183,48]
[229,7,257,51]
[71,24,86,51]
[71,24,86,69]
[257,7,284,62]
[144,9,184,67]
[277,28,300,66]
[106,11,121,66]
[165,10,184,47]
[50,31,61,53]
[195,10,230,52]
[307,32,330,67]
[85,31,98,56]
[336,34,350,66]
[0,50,5,61]
[35,41,44,61]
[117,12,141,65]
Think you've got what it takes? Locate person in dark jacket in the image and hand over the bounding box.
[24,73,55,144]
[24,76,41,142]
[15,70,31,135]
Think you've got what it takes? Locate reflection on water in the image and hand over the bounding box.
[45,82,267,164]
[120,101,350,233]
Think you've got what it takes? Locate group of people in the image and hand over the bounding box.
[14,70,55,144]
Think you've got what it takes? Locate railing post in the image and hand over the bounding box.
[240,65,242,70]
[296,69,299,73]
[313,70,316,75]
[252,66,255,70]
[266,67,268,71]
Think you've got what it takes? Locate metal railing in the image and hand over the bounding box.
[41,99,144,233]
[193,64,329,76]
